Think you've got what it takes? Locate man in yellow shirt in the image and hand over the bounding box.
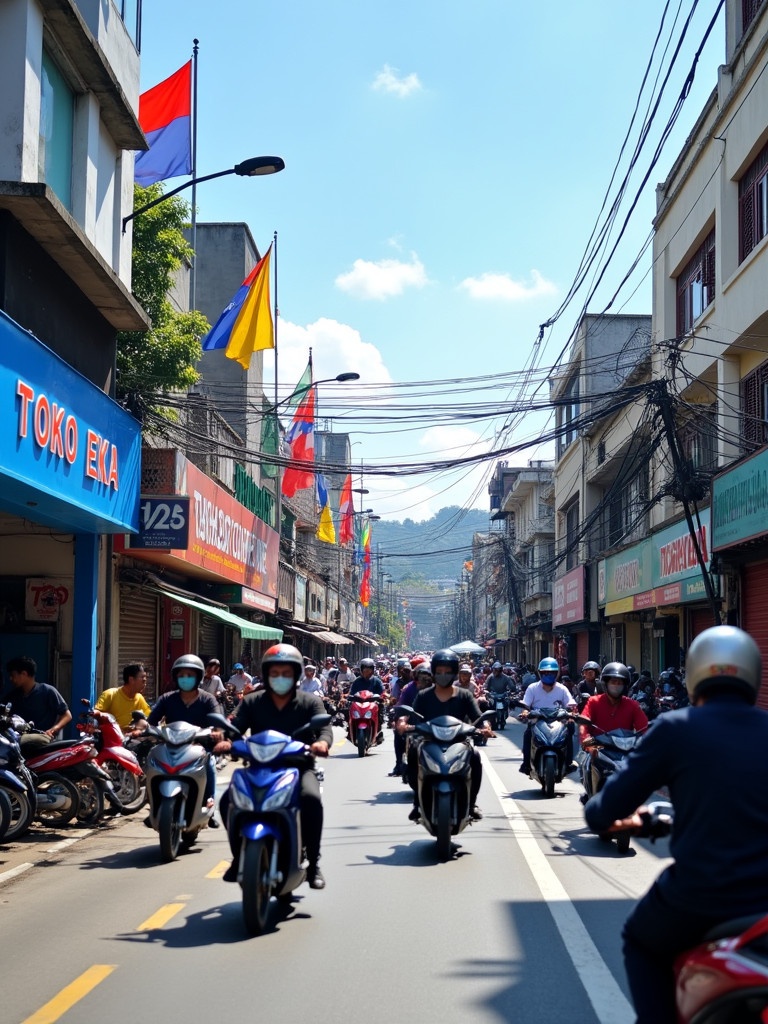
[95,663,151,729]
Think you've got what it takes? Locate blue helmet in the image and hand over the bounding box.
[538,657,559,675]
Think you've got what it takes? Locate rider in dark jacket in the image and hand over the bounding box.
[584,626,768,1024]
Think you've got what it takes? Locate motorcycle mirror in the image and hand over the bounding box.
[207,712,239,736]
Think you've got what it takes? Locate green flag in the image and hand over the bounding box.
[261,411,279,478]
[287,361,312,409]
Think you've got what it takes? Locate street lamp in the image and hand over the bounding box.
[122,155,285,233]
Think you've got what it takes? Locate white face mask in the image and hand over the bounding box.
[269,675,294,696]
[607,683,624,698]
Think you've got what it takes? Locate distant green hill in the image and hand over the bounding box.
[372,506,490,583]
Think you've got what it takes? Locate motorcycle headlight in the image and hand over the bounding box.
[421,749,443,774]
[448,747,471,773]
[262,781,293,811]
[230,774,254,812]
[351,709,361,719]
[364,710,373,719]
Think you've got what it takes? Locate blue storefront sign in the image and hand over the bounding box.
[712,447,768,550]
[128,496,190,549]
[0,309,141,532]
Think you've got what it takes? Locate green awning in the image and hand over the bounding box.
[155,590,283,641]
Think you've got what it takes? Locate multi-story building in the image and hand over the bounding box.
[0,1,147,709]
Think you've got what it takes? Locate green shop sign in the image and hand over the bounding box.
[712,448,768,551]
[234,463,275,528]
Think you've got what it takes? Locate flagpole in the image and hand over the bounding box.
[273,229,281,544]
[189,38,199,311]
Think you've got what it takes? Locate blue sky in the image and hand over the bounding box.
[138,1,725,522]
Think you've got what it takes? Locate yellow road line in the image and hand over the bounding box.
[207,860,230,879]
[136,902,186,931]
[21,964,116,1024]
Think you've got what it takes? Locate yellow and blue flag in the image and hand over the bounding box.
[201,244,274,370]
[316,474,336,544]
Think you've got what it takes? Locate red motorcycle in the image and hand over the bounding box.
[347,690,384,757]
[619,804,768,1022]
[78,700,146,813]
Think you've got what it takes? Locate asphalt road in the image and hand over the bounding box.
[0,721,670,1024]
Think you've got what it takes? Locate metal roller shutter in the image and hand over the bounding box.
[118,587,159,702]
[199,614,224,666]
[576,631,589,672]
[687,606,714,645]
[743,561,768,710]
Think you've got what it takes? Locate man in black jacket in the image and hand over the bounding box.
[584,626,768,1024]
[214,644,332,890]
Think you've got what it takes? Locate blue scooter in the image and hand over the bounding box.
[210,712,331,935]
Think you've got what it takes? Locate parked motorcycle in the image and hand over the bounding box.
[78,700,146,813]
[514,700,573,798]
[0,705,36,839]
[210,711,331,935]
[400,706,492,861]
[576,716,646,853]
[347,690,384,757]
[609,802,768,1021]
[143,719,217,862]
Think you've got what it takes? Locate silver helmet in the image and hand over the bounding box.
[685,626,762,704]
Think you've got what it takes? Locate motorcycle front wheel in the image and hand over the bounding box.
[105,762,146,813]
[543,758,556,799]
[158,797,182,862]
[2,786,34,840]
[0,787,11,841]
[435,790,452,862]
[242,838,273,936]
[75,777,104,825]
[35,773,80,826]
[356,730,367,758]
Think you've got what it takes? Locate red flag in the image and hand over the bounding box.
[281,387,315,498]
[359,516,372,607]
[135,61,192,186]
[339,473,354,544]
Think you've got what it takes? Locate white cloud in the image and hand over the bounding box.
[371,64,423,98]
[335,254,427,300]
[459,269,557,301]
[262,317,392,399]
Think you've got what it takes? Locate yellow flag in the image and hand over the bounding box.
[225,245,274,369]
[317,503,336,544]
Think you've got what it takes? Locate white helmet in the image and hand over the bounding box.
[685,626,761,704]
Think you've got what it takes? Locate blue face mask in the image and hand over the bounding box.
[540,673,557,685]
[177,675,197,691]
[269,675,294,696]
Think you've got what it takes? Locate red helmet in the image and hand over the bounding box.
[262,643,303,683]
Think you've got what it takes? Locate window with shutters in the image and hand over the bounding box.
[742,361,768,451]
[680,404,718,474]
[565,500,580,571]
[676,228,715,335]
[742,0,762,38]
[739,141,768,262]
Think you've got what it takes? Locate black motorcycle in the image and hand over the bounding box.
[514,700,573,798]
[485,690,510,731]
[577,716,647,852]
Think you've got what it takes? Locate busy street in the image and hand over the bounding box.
[0,717,669,1024]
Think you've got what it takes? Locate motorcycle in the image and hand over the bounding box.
[399,706,493,861]
[347,690,384,757]
[514,700,573,798]
[611,803,768,1022]
[576,716,646,853]
[485,689,510,731]
[143,719,217,862]
[21,724,122,826]
[78,700,146,813]
[0,705,37,839]
[210,711,331,936]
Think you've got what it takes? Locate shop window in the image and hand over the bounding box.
[739,140,768,262]
[39,50,74,210]
[676,228,715,335]
[741,360,768,451]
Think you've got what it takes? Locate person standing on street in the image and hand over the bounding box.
[95,662,151,729]
[200,658,225,710]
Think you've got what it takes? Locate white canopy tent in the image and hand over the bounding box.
[449,640,486,655]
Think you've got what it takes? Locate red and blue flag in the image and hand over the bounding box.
[135,61,192,187]
[281,386,315,498]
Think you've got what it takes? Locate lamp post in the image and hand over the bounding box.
[122,155,285,233]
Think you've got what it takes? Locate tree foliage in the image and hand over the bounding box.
[375,607,406,652]
[116,184,209,420]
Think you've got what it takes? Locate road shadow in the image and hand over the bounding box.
[360,836,473,867]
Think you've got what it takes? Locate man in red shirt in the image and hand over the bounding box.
[579,662,648,793]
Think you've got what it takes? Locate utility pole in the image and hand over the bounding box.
[651,378,721,626]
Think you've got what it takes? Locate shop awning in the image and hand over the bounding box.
[281,623,353,645]
[153,589,283,641]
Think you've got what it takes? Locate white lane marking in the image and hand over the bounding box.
[46,830,93,853]
[0,862,34,884]
[481,754,634,1024]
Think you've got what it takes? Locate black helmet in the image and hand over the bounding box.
[685,626,761,704]
[601,662,630,695]
[172,654,204,682]
[582,661,601,674]
[431,648,459,686]
[360,658,376,671]
[261,643,303,683]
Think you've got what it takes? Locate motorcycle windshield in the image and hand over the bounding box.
[601,730,642,752]
[154,722,205,745]
[533,720,566,744]
[246,729,291,764]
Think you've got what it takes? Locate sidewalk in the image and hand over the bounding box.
[0,759,235,885]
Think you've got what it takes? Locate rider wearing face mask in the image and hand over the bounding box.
[147,653,222,826]
[397,649,492,822]
[214,643,333,889]
[579,663,649,760]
